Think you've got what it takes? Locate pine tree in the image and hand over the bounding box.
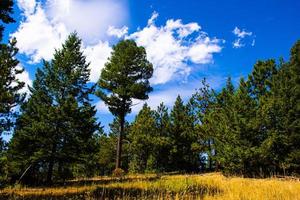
[169,95,198,172]
[8,33,100,184]
[128,104,157,173]
[0,0,24,149]
[96,40,153,170]
[190,79,216,171]
[260,41,300,175]
[0,0,15,41]
[154,103,172,171]
[0,1,24,185]
[0,38,24,147]
[203,77,238,173]
[286,41,300,173]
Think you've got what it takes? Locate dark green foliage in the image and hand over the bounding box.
[169,96,199,172]
[153,103,172,171]
[96,40,153,170]
[128,103,173,173]
[128,104,158,173]
[0,0,15,41]
[8,33,100,184]
[259,41,300,175]
[192,41,300,176]
[0,1,25,186]
[190,79,216,171]
[128,100,199,173]
[0,38,24,144]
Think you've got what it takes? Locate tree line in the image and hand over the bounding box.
[0,1,299,186]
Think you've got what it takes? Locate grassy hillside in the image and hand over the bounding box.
[1,173,300,200]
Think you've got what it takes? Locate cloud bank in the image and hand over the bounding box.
[13,0,128,82]
[13,2,222,85]
[127,12,222,85]
[13,3,225,115]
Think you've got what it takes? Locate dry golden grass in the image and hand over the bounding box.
[1,173,300,199]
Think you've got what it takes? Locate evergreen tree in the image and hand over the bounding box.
[96,40,153,170]
[260,41,300,175]
[0,38,24,148]
[154,103,172,171]
[248,60,277,100]
[8,33,100,184]
[128,104,157,173]
[246,59,279,175]
[0,0,24,150]
[190,79,216,171]
[0,1,24,185]
[203,78,237,173]
[169,95,199,172]
[0,0,15,41]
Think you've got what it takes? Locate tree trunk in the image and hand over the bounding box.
[47,158,54,184]
[208,139,212,171]
[47,143,56,184]
[116,113,124,169]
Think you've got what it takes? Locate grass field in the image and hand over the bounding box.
[1,173,300,200]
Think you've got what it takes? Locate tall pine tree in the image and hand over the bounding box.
[96,40,153,171]
[0,1,24,185]
[8,33,100,184]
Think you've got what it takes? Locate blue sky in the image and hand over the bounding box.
[3,0,300,135]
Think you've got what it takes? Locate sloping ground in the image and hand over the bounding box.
[0,173,300,200]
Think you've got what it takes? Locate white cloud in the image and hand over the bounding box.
[232,27,254,48]
[233,38,244,48]
[187,37,222,63]
[13,0,127,82]
[46,0,128,44]
[12,4,69,63]
[147,11,159,26]
[165,19,201,38]
[11,65,33,96]
[232,27,252,38]
[107,26,128,38]
[17,0,36,16]
[84,41,112,83]
[13,5,222,86]
[17,69,33,96]
[127,12,222,85]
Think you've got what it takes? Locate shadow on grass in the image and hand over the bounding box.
[62,175,161,187]
[93,184,222,199]
[0,184,222,200]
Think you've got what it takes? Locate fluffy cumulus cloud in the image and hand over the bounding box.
[13,0,128,82]
[17,0,36,16]
[232,27,255,48]
[127,12,222,85]
[83,41,112,83]
[13,3,222,85]
[12,4,69,63]
[107,26,128,38]
[45,0,128,44]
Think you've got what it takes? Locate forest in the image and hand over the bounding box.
[1,0,300,190]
